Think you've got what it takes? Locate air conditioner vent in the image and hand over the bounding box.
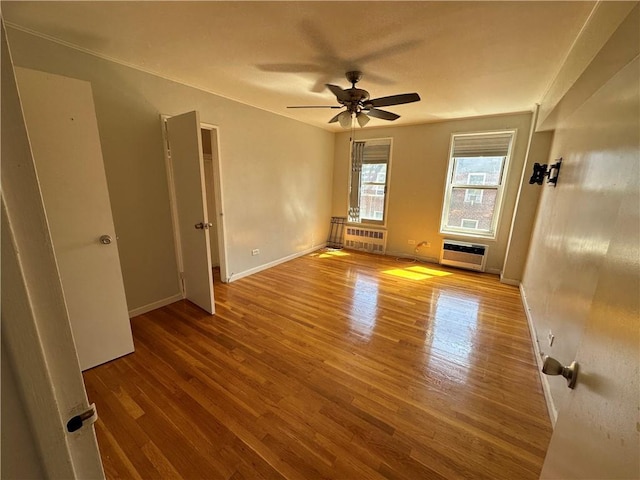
[440,239,487,272]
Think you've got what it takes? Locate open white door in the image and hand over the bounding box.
[15,67,134,371]
[166,111,215,313]
[2,24,104,478]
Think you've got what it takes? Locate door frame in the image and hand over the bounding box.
[160,114,229,288]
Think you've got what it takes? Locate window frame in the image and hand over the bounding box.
[440,130,516,239]
[348,138,393,227]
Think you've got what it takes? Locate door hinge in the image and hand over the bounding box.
[163,123,171,156]
[179,272,185,295]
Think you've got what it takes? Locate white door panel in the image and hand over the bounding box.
[166,111,215,313]
[15,67,134,370]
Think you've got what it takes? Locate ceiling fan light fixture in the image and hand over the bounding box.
[356,112,370,127]
[338,111,352,128]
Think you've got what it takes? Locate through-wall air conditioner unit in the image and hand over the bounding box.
[440,239,487,272]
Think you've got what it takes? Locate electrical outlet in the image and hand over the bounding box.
[408,239,416,245]
[251,249,260,256]
[548,331,555,347]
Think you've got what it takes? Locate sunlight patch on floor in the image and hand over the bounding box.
[383,265,453,281]
[406,266,452,277]
[318,250,350,259]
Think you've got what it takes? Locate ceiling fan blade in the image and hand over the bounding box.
[366,108,400,121]
[368,93,421,108]
[287,105,342,109]
[356,112,370,127]
[326,84,350,102]
[352,39,424,65]
[311,75,335,93]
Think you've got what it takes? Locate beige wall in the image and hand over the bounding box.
[7,27,334,311]
[502,126,554,283]
[332,112,541,273]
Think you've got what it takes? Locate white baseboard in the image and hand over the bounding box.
[228,244,326,283]
[128,293,183,318]
[520,283,557,426]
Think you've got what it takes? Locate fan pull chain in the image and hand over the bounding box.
[350,113,356,142]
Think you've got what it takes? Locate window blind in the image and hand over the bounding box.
[360,142,391,164]
[452,132,513,158]
[348,141,365,222]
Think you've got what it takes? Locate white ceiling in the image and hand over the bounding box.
[3,1,596,131]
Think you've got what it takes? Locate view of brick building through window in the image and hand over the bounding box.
[444,156,504,233]
[360,163,387,221]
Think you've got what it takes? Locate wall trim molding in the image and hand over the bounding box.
[128,293,183,318]
[228,244,326,283]
[520,283,557,426]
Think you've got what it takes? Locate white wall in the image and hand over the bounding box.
[331,112,547,274]
[6,27,334,311]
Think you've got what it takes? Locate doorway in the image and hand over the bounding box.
[162,113,228,314]
[201,126,221,269]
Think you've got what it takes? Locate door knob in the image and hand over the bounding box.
[542,355,578,389]
[99,235,112,245]
[194,222,213,230]
[66,404,97,433]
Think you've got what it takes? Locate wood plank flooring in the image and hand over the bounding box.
[83,250,552,479]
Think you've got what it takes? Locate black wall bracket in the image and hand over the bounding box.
[529,158,562,186]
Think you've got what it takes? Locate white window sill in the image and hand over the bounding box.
[440,230,496,241]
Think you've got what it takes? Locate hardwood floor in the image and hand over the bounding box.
[84,250,552,479]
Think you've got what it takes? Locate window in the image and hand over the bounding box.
[440,131,515,238]
[349,139,391,225]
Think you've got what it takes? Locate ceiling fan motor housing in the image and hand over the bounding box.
[340,88,370,112]
[345,70,363,84]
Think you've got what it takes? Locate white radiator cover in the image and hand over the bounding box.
[440,239,487,272]
[344,226,386,254]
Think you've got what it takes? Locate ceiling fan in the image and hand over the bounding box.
[288,71,420,128]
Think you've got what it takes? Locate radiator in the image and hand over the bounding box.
[344,227,386,254]
[440,239,487,272]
